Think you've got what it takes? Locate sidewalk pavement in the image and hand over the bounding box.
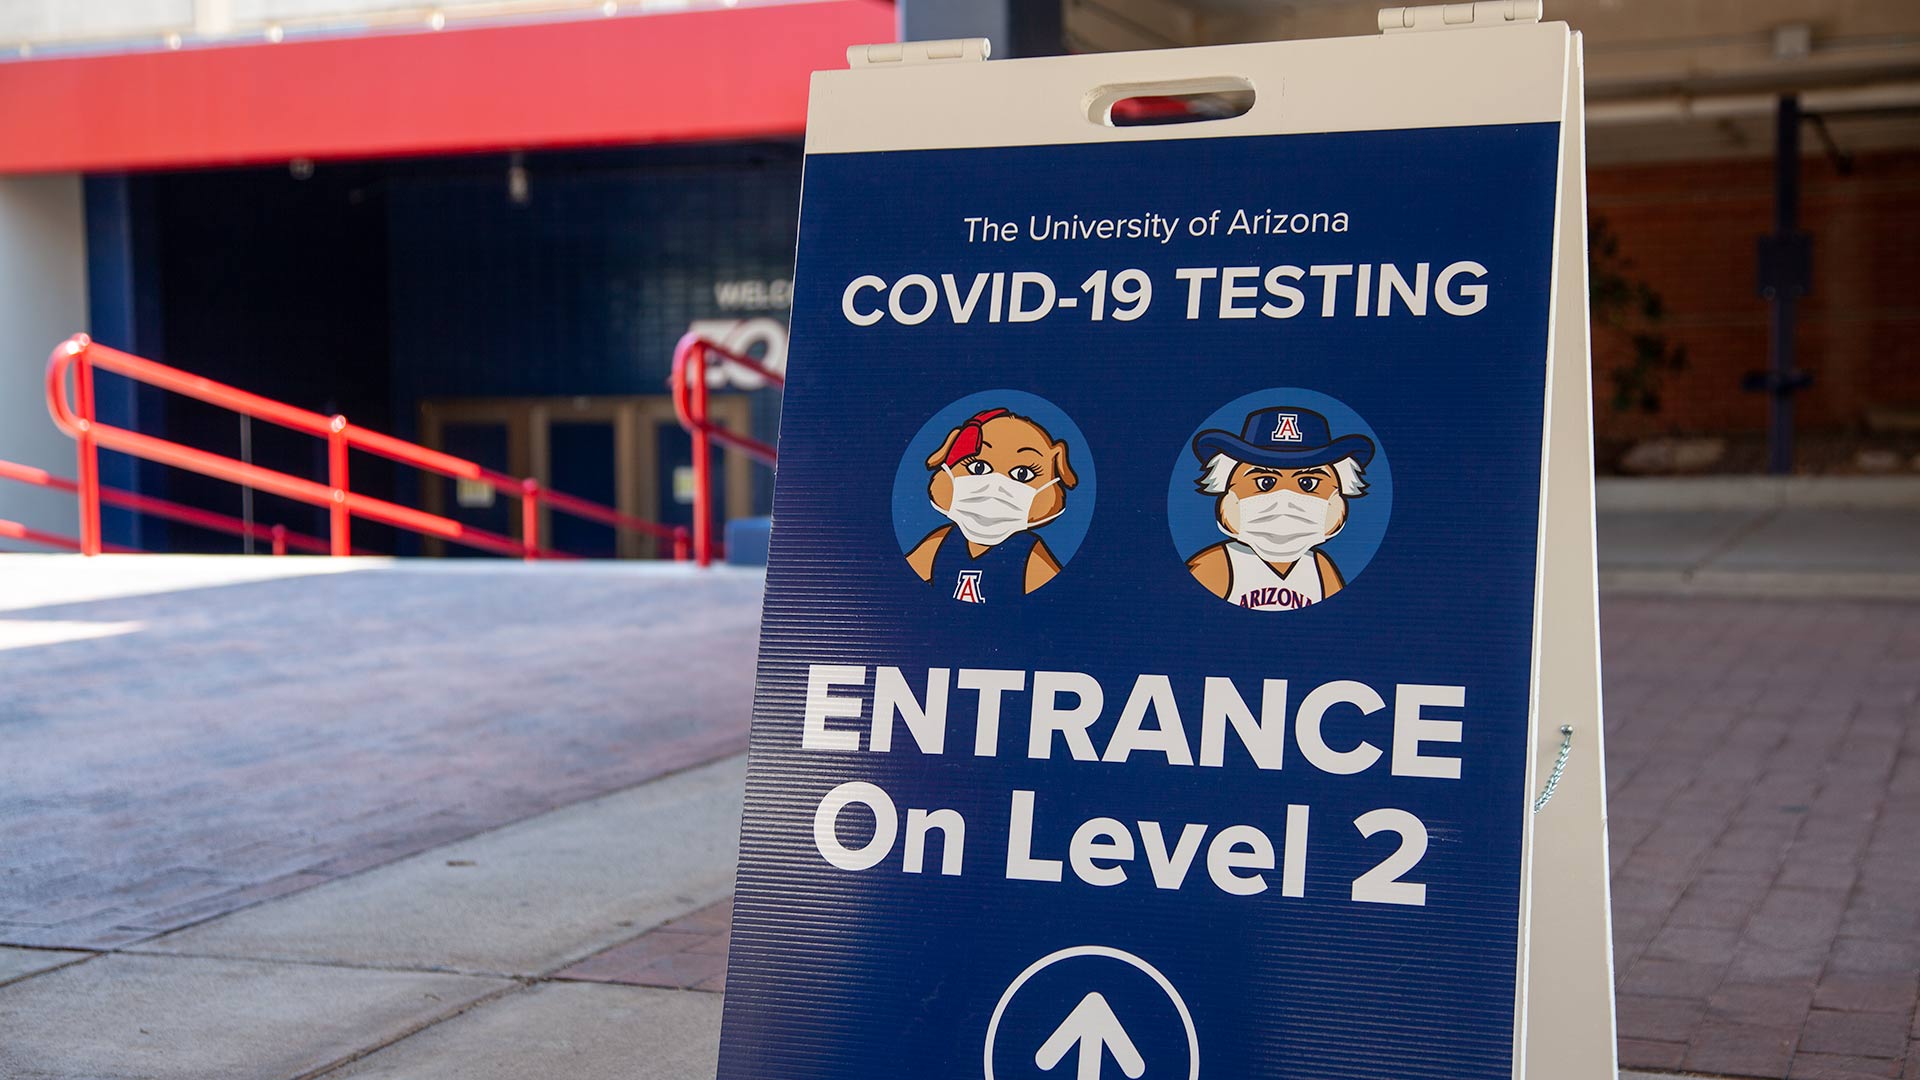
[1596,476,1920,598]
[0,755,745,1080]
[1,742,1819,1080]
[0,482,1915,1080]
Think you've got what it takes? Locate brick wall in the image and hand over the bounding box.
[1589,149,1920,440]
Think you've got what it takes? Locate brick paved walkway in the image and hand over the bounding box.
[1603,596,1920,1078]
[0,563,762,950]
[553,898,733,993]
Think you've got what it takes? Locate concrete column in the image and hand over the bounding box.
[0,174,89,547]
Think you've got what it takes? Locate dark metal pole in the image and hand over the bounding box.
[1765,96,1802,475]
[239,415,255,554]
[1750,96,1813,473]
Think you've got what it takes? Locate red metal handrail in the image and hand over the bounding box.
[0,516,140,554]
[0,458,326,555]
[44,334,690,560]
[670,333,783,567]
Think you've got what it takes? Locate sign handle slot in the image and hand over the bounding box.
[1085,77,1256,128]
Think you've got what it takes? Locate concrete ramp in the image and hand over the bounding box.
[0,556,764,950]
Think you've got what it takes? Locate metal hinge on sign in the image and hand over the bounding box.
[1378,2,1543,33]
[847,38,991,69]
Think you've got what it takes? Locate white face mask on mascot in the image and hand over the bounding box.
[1220,487,1341,565]
[937,466,1062,546]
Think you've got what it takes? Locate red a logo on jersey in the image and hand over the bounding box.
[1271,413,1303,441]
[953,569,985,604]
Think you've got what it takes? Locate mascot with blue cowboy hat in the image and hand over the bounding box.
[1185,406,1373,611]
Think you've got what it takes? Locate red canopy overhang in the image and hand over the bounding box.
[0,1,894,174]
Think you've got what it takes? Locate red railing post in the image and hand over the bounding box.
[270,523,287,557]
[328,415,350,557]
[671,333,780,569]
[71,340,103,556]
[690,343,714,567]
[520,478,541,562]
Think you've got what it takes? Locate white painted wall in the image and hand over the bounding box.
[0,0,735,48]
[0,174,88,547]
[0,0,192,45]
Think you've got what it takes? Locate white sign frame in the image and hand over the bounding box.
[799,18,1614,1080]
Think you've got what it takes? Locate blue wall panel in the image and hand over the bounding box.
[386,148,799,514]
[123,144,797,553]
[83,174,170,551]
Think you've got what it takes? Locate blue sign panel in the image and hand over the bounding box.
[719,122,1561,1080]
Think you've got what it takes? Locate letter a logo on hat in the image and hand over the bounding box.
[1271,413,1304,442]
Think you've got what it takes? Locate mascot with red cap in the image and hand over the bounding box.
[906,408,1078,601]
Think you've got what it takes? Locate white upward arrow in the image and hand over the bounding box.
[1033,992,1147,1080]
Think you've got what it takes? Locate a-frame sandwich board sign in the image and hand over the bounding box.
[719,6,1615,1079]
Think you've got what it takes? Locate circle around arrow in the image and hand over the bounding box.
[982,944,1199,1080]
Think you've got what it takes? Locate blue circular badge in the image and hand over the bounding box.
[1166,388,1393,612]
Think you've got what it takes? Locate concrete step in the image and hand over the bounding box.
[135,755,745,977]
